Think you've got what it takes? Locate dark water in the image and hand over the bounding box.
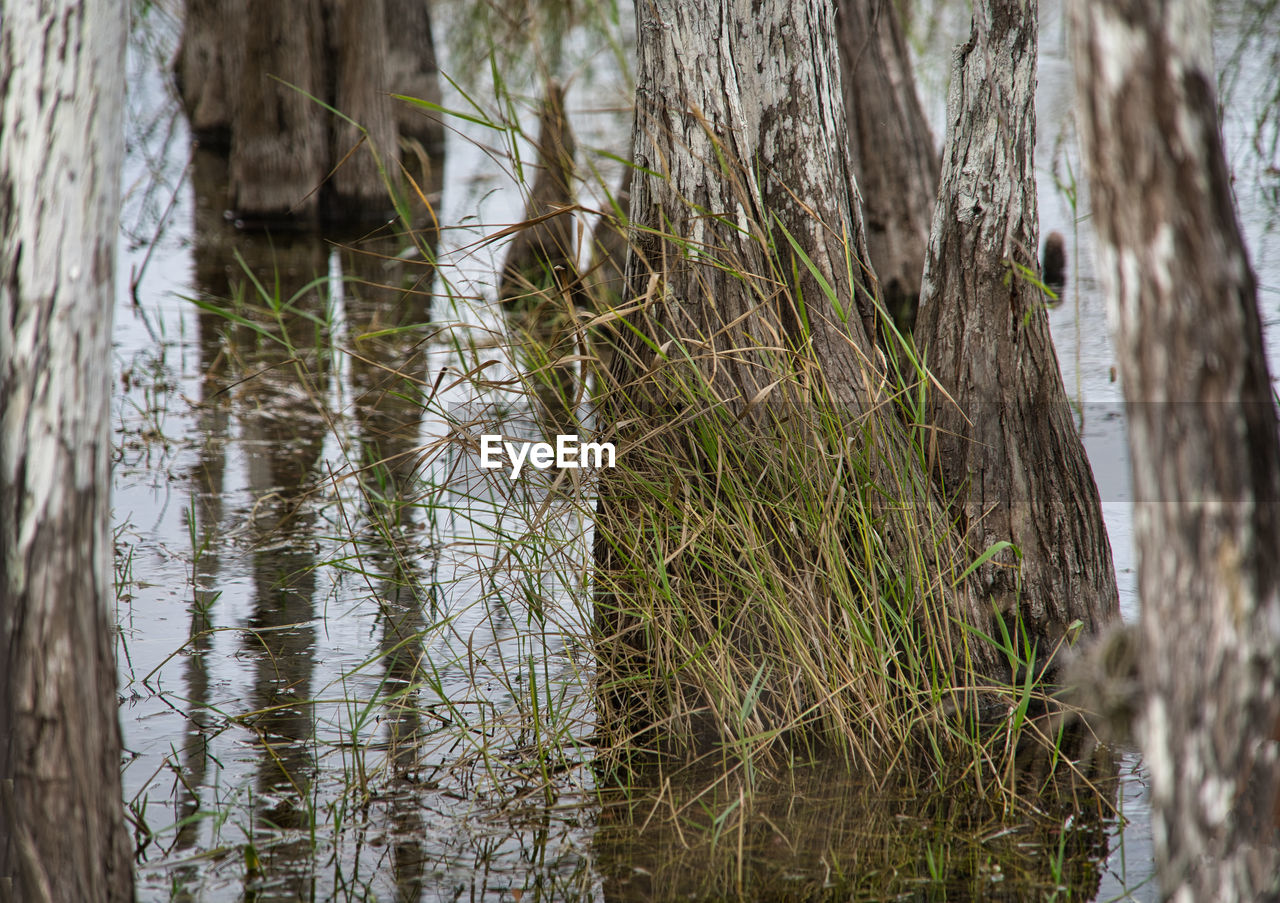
[111,0,1277,899]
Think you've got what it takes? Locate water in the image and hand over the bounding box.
[110,0,1277,899]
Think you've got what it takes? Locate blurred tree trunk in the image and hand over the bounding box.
[837,0,939,333]
[1071,0,1280,899]
[181,0,442,227]
[913,0,1118,659]
[173,0,244,147]
[0,2,134,901]
[229,0,327,225]
[385,0,445,160]
[498,80,578,312]
[328,0,399,221]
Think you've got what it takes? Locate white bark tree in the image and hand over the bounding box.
[1071,0,1280,898]
[0,1,134,900]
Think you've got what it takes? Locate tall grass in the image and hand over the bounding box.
[583,202,1066,786]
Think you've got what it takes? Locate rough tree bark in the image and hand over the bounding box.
[913,0,1118,661]
[1071,0,1280,899]
[837,0,940,333]
[617,0,881,415]
[593,0,1019,755]
[0,2,134,901]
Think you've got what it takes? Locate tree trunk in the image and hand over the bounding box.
[498,81,579,312]
[619,0,880,411]
[385,0,445,159]
[1071,0,1280,898]
[328,0,399,224]
[228,0,327,225]
[0,2,134,901]
[586,167,632,311]
[913,0,1118,663]
[837,0,939,334]
[195,0,441,228]
[174,0,244,148]
[593,0,1005,756]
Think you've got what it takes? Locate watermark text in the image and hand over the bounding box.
[479,434,615,479]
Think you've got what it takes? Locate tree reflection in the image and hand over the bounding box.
[592,742,1119,902]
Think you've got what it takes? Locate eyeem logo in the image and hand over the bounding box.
[479,434,616,479]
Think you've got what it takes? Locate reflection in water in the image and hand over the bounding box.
[342,223,438,536]
[234,232,330,901]
[593,745,1119,902]
[170,152,235,872]
[180,130,453,897]
[341,216,441,902]
[369,549,431,903]
[170,264,229,875]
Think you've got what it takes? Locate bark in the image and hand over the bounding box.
[328,0,399,224]
[593,0,1004,753]
[1071,1,1280,898]
[619,0,881,407]
[913,1,1118,663]
[384,0,445,159]
[837,0,940,334]
[586,166,632,310]
[498,81,579,312]
[189,0,441,227]
[0,2,134,901]
[174,0,244,147]
[228,0,327,225]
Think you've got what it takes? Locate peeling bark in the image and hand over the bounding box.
[0,2,134,900]
[913,0,1118,663]
[837,0,940,333]
[1071,0,1280,898]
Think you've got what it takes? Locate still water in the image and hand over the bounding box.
[111,0,1277,899]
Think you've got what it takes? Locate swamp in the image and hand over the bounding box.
[92,0,1279,899]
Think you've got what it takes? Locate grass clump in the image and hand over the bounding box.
[579,203,1071,788]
